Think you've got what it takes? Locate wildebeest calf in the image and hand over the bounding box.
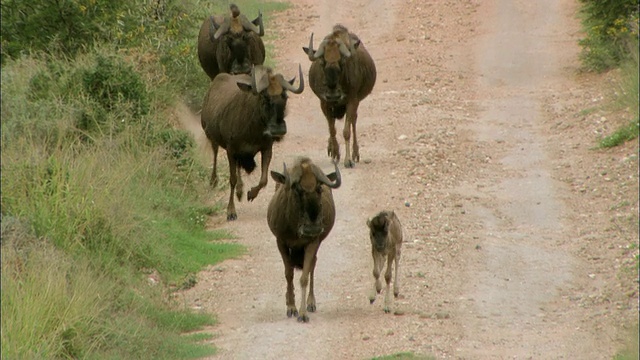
[267,157,341,323]
[366,210,403,313]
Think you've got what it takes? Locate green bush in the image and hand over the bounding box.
[82,54,150,118]
[578,0,639,72]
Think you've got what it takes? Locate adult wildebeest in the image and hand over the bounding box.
[367,210,403,313]
[201,64,304,221]
[303,24,376,168]
[267,157,341,323]
[197,4,265,79]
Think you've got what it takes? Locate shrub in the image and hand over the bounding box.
[578,0,639,72]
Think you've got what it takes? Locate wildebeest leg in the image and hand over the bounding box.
[343,101,359,168]
[306,255,317,312]
[298,240,320,323]
[210,142,219,187]
[235,165,244,201]
[277,241,297,318]
[369,252,384,304]
[247,147,271,201]
[394,248,401,298]
[321,102,340,161]
[225,153,238,221]
[383,253,394,313]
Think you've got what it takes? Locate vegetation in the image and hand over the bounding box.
[1,0,285,358]
[577,0,639,147]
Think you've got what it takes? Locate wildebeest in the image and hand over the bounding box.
[197,4,265,79]
[366,210,403,313]
[303,24,377,168]
[201,64,304,220]
[267,157,341,322]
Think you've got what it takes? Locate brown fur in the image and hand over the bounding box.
[201,67,301,221]
[366,210,403,313]
[267,157,341,323]
[197,6,265,79]
[303,24,377,168]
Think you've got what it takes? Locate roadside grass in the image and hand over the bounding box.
[613,323,640,360]
[598,38,640,148]
[371,353,435,360]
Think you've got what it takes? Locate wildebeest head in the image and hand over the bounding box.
[303,28,360,102]
[211,4,264,75]
[367,211,392,252]
[236,65,304,138]
[271,159,341,238]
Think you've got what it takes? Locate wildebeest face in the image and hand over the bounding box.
[293,170,325,237]
[225,32,253,75]
[320,40,347,102]
[271,160,341,238]
[236,65,305,138]
[367,215,390,252]
[260,84,289,139]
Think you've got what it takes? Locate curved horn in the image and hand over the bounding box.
[314,161,341,189]
[213,19,230,39]
[252,65,270,93]
[305,33,316,61]
[283,162,290,184]
[250,66,259,94]
[338,40,352,58]
[280,64,305,94]
[313,39,328,60]
[239,14,260,34]
[256,10,264,36]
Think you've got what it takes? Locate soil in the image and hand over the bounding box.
[176,0,639,359]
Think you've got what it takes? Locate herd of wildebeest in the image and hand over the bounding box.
[197,4,404,322]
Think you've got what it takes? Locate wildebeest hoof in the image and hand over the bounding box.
[307,303,316,312]
[394,292,399,298]
[384,307,391,314]
[287,308,298,318]
[369,298,376,304]
[227,213,237,221]
[344,159,355,168]
[297,314,310,323]
[247,189,259,202]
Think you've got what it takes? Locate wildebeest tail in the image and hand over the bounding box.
[290,248,305,269]
[234,153,257,174]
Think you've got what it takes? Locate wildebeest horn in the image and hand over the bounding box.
[313,39,328,60]
[254,11,264,36]
[338,40,352,58]
[314,161,341,189]
[213,19,230,39]
[280,64,304,94]
[306,33,316,61]
[251,65,269,94]
[240,14,261,34]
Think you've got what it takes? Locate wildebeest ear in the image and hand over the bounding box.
[236,78,253,92]
[302,47,314,57]
[366,218,372,228]
[353,39,361,49]
[270,171,286,184]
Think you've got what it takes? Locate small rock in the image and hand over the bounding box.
[433,311,450,319]
[362,335,371,341]
[398,134,408,140]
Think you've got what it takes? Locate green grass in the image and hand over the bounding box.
[613,323,639,360]
[0,0,288,358]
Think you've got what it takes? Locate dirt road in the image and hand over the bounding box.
[179,0,639,359]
